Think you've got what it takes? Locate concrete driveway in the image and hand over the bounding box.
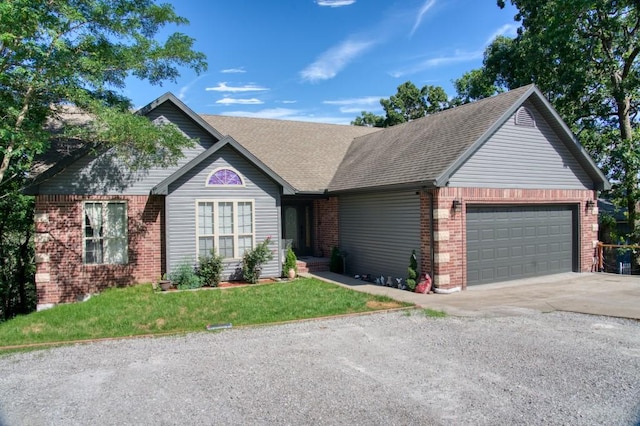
[311,272,640,319]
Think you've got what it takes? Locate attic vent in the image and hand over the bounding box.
[152,115,170,125]
[515,107,536,127]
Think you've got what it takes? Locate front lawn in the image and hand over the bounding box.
[0,278,412,351]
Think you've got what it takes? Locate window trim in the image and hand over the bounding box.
[195,199,255,260]
[205,167,246,188]
[82,200,129,265]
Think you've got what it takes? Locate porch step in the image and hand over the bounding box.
[296,257,330,273]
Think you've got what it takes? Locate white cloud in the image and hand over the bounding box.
[177,74,208,100]
[323,96,382,106]
[216,97,264,105]
[300,39,376,83]
[410,0,436,37]
[279,100,297,104]
[220,67,246,74]
[484,23,519,45]
[315,0,356,7]
[389,50,483,78]
[205,82,269,93]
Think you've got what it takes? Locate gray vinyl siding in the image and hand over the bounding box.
[36,101,218,195]
[448,100,593,189]
[339,191,420,281]
[166,145,281,280]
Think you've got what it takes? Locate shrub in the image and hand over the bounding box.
[283,247,298,278]
[406,249,418,291]
[197,250,224,287]
[169,262,202,290]
[329,246,343,273]
[243,237,274,284]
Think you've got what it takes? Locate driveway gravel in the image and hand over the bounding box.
[0,310,639,425]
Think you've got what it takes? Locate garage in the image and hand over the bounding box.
[339,191,420,279]
[466,205,577,285]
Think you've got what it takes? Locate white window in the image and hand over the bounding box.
[196,200,254,259]
[83,201,128,264]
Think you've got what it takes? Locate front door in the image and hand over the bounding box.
[282,202,313,256]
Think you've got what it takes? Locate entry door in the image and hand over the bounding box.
[283,203,313,256]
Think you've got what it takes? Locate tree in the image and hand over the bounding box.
[0,0,207,321]
[485,1,640,241]
[0,0,207,187]
[352,81,450,128]
[451,68,501,105]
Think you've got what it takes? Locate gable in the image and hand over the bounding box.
[448,100,594,190]
[31,100,220,195]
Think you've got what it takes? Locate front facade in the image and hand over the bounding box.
[28,86,608,309]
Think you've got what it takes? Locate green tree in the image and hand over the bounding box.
[451,68,501,105]
[353,81,450,128]
[484,1,640,241]
[0,0,207,186]
[0,0,207,321]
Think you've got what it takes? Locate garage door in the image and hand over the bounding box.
[467,205,576,285]
[339,191,420,279]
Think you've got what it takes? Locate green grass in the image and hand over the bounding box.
[0,278,412,351]
[423,308,447,318]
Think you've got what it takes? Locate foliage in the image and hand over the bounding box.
[0,279,411,351]
[329,246,343,273]
[283,247,298,278]
[480,0,640,242]
[168,262,202,290]
[451,68,502,105]
[242,237,274,284]
[352,81,451,128]
[423,308,447,318]
[406,250,418,291]
[0,0,207,321]
[0,191,35,323]
[197,250,224,287]
[0,0,207,186]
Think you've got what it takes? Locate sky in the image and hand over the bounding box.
[124,0,521,125]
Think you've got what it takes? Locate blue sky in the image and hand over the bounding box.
[125,0,520,124]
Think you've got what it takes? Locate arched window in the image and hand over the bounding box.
[515,106,536,127]
[206,168,244,187]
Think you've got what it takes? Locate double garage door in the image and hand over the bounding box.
[467,205,576,285]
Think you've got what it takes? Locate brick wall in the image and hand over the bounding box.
[35,195,165,308]
[313,197,338,258]
[428,187,599,290]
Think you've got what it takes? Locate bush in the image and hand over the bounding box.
[329,246,343,273]
[406,249,418,291]
[169,262,202,290]
[243,237,274,284]
[197,250,224,287]
[283,247,298,277]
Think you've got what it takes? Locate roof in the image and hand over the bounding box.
[329,85,610,192]
[199,115,380,193]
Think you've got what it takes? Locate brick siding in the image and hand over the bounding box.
[35,195,165,308]
[313,197,338,258]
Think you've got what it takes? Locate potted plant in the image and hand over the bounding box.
[158,274,172,291]
[283,247,298,279]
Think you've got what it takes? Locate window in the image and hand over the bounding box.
[196,200,254,259]
[84,201,128,264]
[206,168,244,186]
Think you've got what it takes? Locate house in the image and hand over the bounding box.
[26,84,609,309]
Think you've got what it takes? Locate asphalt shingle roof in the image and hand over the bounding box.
[200,115,380,193]
[329,85,534,192]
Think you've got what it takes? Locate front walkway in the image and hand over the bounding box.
[307,271,640,320]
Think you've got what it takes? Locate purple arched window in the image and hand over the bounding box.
[207,168,243,186]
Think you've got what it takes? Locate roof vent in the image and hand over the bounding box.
[515,107,536,127]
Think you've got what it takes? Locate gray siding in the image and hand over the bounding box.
[449,100,593,189]
[36,101,218,195]
[166,145,281,280]
[339,191,420,281]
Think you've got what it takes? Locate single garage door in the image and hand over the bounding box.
[467,205,576,285]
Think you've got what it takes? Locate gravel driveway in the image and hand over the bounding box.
[1,310,639,425]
